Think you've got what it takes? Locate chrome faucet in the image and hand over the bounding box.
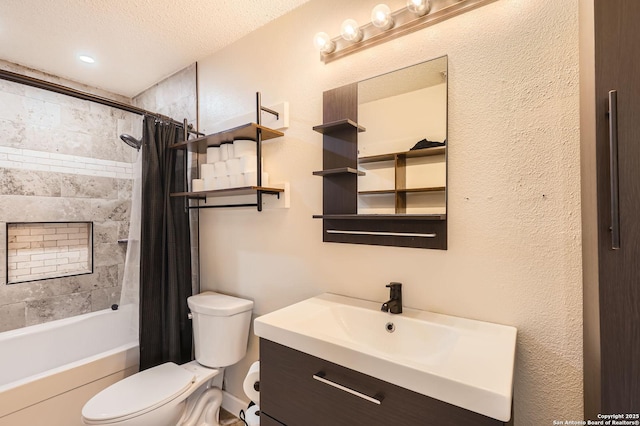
[381,282,402,314]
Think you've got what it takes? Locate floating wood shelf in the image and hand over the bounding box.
[170,186,285,199]
[312,214,446,220]
[358,146,445,164]
[358,186,446,195]
[312,167,365,176]
[169,122,284,153]
[313,119,366,134]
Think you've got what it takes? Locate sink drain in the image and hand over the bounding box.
[385,322,395,333]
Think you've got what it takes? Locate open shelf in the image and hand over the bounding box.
[313,119,366,134]
[358,146,445,164]
[358,186,446,195]
[169,122,284,153]
[312,214,446,220]
[171,186,284,199]
[313,167,365,177]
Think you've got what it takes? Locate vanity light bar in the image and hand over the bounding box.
[326,230,437,238]
[314,0,498,63]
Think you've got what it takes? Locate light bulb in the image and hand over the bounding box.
[406,0,431,16]
[340,19,363,42]
[313,32,336,54]
[78,55,95,64]
[371,4,394,30]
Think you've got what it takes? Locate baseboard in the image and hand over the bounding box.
[222,390,251,419]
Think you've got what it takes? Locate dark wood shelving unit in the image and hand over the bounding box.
[359,186,445,195]
[312,167,365,176]
[358,146,446,215]
[312,119,366,134]
[358,146,445,163]
[312,83,446,249]
[169,92,284,211]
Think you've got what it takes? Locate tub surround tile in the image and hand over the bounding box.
[0,118,26,148]
[91,198,131,222]
[117,178,133,200]
[0,196,94,223]
[93,221,119,244]
[0,266,118,315]
[0,59,193,331]
[25,292,91,325]
[0,302,26,332]
[61,175,118,199]
[93,243,125,267]
[117,221,130,241]
[0,169,62,197]
[90,286,121,311]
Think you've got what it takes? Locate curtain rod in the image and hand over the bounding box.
[0,68,203,135]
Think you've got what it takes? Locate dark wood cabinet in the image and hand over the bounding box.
[260,338,504,426]
[580,0,640,418]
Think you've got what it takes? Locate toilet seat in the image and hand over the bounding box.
[82,362,195,424]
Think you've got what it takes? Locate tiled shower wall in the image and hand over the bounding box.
[0,60,140,332]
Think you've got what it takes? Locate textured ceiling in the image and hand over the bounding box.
[0,0,311,97]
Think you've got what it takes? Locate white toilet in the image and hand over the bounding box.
[81,291,253,426]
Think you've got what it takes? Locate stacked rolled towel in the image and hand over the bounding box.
[198,139,269,190]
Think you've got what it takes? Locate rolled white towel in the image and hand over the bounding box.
[233,139,256,158]
[206,147,221,164]
[244,171,269,187]
[213,161,227,177]
[192,179,205,192]
[227,158,242,175]
[200,164,215,180]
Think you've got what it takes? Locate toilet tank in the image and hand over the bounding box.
[187,292,254,368]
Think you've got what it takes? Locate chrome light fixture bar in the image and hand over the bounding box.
[315,0,498,63]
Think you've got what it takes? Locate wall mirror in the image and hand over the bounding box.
[312,55,447,249]
[357,55,447,217]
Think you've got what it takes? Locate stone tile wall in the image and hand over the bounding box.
[0,60,141,332]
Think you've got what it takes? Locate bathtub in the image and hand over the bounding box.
[0,305,139,426]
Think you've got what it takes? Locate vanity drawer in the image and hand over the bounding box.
[260,338,504,426]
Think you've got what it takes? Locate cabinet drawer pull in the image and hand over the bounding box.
[608,90,620,250]
[326,229,436,238]
[312,373,383,405]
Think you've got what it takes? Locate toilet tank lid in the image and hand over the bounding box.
[188,291,254,316]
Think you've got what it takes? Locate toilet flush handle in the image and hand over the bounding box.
[187,312,193,320]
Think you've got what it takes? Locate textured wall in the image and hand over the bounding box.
[197,0,582,422]
[0,60,140,332]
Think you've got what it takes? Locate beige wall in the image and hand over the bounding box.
[197,0,582,423]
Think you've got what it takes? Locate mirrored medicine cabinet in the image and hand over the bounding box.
[313,55,448,250]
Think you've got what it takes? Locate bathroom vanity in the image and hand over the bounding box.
[254,294,516,426]
[259,339,504,426]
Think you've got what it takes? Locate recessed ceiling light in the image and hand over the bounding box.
[79,55,95,64]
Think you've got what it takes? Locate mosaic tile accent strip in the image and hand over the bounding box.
[0,146,133,180]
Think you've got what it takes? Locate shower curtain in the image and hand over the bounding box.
[139,116,193,370]
[119,150,142,338]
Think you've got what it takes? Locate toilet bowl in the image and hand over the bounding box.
[81,292,253,426]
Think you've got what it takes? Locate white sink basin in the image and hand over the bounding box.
[254,293,517,422]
